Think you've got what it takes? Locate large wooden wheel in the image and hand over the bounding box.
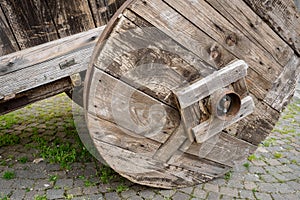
[84,0,300,188]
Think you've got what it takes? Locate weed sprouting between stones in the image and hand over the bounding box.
[2,171,15,180]
[0,134,20,147]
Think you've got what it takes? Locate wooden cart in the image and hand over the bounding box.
[1,0,300,188]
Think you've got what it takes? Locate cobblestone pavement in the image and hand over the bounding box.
[0,93,299,200]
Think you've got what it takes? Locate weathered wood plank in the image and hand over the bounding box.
[0,0,58,49]
[92,139,211,188]
[46,0,95,37]
[0,78,72,115]
[244,0,300,55]
[173,60,248,109]
[236,101,280,145]
[193,96,255,143]
[128,0,272,103]
[93,13,214,108]
[0,27,104,100]
[128,0,235,69]
[87,113,161,157]
[164,0,284,83]
[183,132,257,167]
[0,7,19,56]
[88,0,127,26]
[264,55,300,111]
[87,67,181,144]
[206,0,294,67]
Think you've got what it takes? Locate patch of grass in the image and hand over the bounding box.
[261,137,276,147]
[0,134,20,147]
[116,184,129,193]
[274,152,283,159]
[34,195,47,200]
[18,157,28,164]
[0,195,10,200]
[49,175,58,182]
[84,179,96,187]
[291,159,297,164]
[0,113,19,129]
[273,126,296,135]
[243,162,250,169]
[2,171,15,180]
[248,154,258,161]
[224,171,232,181]
[100,165,117,184]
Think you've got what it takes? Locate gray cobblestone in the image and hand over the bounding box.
[0,94,299,200]
[46,189,65,200]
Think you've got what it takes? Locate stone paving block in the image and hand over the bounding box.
[206,192,221,200]
[257,182,279,193]
[254,192,273,200]
[127,195,144,200]
[46,189,65,200]
[193,187,207,199]
[227,180,244,189]
[172,191,191,200]
[219,187,238,197]
[25,190,46,199]
[244,181,257,190]
[67,187,82,196]
[105,192,121,200]
[120,190,137,199]
[286,180,300,190]
[0,179,14,189]
[11,179,35,189]
[159,189,176,197]
[138,190,156,199]
[9,190,26,200]
[239,189,255,199]
[0,189,12,197]
[251,160,267,166]
[83,194,104,200]
[203,183,219,192]
[260,174,278,183]
[83,186,99,195]
[276,183,295,194]
[55,178,73,189]
[179,186,194,194]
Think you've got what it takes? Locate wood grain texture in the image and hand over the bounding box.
[0,7,19,56]
[0,77,72,115]
[128,0,274,104]
[0,27,104,100]
[87,67,181,144]
[46,0,95,37]
[206,0,294,67]
[88,0,127,26]
[244,0,300,55]
[0,0,59,49]
[164,0,284,83]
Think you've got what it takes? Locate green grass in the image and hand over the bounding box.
[34,195,47,200]
[18,157,28,164]
[0,134,20,147]
[224,171,232,181]
[243,162,250,169]
[0,113,19,129]
[99,165,117,184]
[273,152,283,159]
[2,171,15,180]
[248,154,258,161]
[261,137,277,147]
[116,184,129,193]
[49,175,58,182]
[0,195,9,200]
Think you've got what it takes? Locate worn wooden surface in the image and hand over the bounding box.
[244,0,300,55]
[0,27,104,101]
[82,0,300,188]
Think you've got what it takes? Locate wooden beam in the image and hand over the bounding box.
[0,26,105,100]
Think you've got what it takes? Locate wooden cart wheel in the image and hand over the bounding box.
[83,0,300,188]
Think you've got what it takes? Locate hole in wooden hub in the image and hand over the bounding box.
[211,90,241,121]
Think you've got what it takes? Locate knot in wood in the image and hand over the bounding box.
[226,33,237,47]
